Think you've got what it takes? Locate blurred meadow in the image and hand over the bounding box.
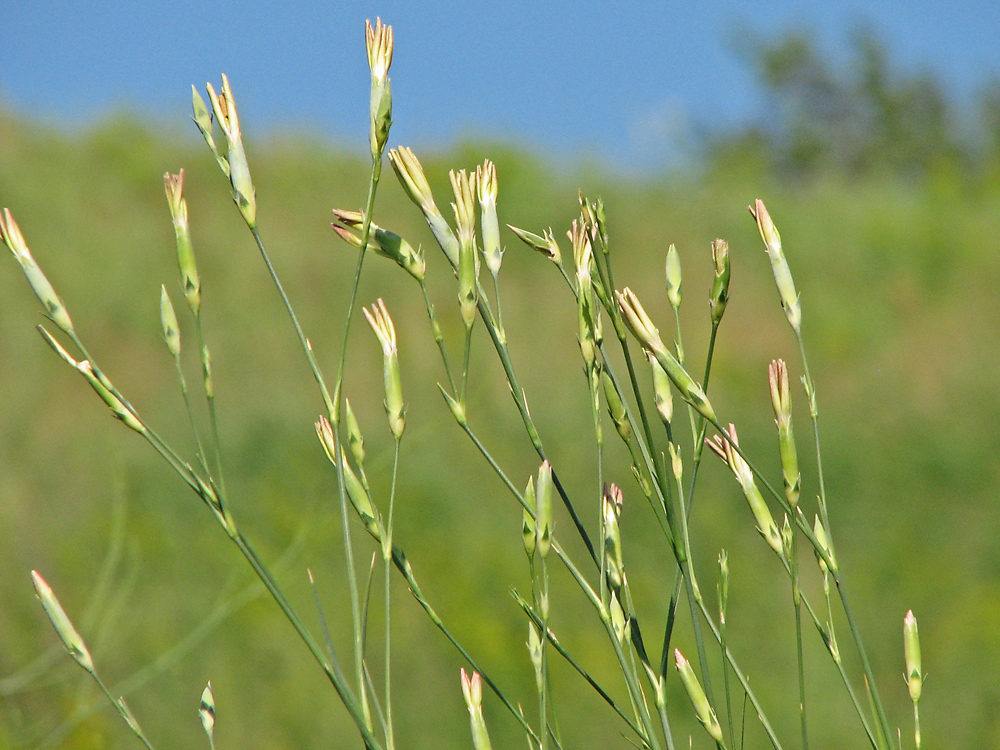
[3,28,1000,750]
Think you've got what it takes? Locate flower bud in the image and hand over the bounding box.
[199,682,216,741]
[904,610,922,703]
[344,398,365,466]
[603,484,624,592]
[363,299,405,440]
[160,286,181,358]
[709,238,730,324]
[507,224,562,265]
[460,669,493,750]
[750,199,800,333]
[206,76,256,227]
[331,208,424,281]
[1,209,75,336]
[675,649,724,744]
[602,372,631,444]
[163,170,202,314]
[451,170,479,329]
[477,160,503,277]
[812,515,837,573]
[365,18,393,158]
[768,359,800,509]
[31,571,95,673]
[617,288,715,422]
[665,244,682,310]
[389,147,460,267]
[535,461,553,558]
[707,424,782,557]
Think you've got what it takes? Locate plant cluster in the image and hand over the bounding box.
[5,19,926,750]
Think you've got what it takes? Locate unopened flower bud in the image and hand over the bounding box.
[507,224,562,265]
[750,199,800,333]
[1,209,75,336]
[675,649,724,744]
[665,244,682,310]
[31,571,95,673]
[709,238,730,324]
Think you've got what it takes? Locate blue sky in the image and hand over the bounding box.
[2,1,998,171]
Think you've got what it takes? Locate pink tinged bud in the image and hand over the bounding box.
[707,425,782,556]
[460,669,493,750]
[1,209,75,336]
[163,170,201,313]
[750,199,800,333]
[331,209,424,281]
[363,299,405,440]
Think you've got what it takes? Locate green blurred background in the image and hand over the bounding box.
[3,31,1000,750]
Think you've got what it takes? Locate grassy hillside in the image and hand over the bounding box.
[2,105,999,749]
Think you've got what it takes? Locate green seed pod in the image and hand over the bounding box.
[768,359,800,508]
[649,353,674,427]
[207,76,256,228]
[707,425,782,557]
[610,591,628,643]
[526,624,543,692]
[331,209,425,282]
[451,170,479,329]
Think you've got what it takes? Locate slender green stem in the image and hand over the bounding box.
[792,532,809,750]
[194,313,227,502]
[388,545,539,745]
[511,592,649,746]
[420,278,456,393]
[91,673,156,750]
[383,437,400,750]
